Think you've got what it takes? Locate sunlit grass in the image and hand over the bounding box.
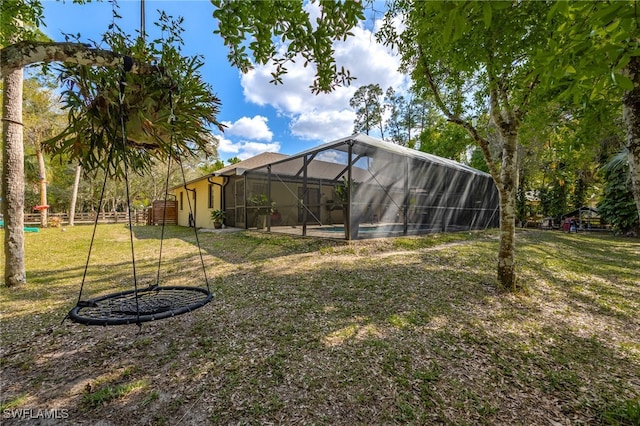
[82,380,148,408]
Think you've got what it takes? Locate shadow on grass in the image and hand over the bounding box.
[131,225,344,264]
[517,230,640,323]
[1,228,638,425]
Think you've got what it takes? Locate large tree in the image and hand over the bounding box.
[379,1,555,290]
[598,151,640,234]
[418,113,471,161]
[1,0,45,286]
[21,77,66,227]
[350,83,384,136]
[384,86,405,144]
[384,86,431,147]
[541,1,640,226]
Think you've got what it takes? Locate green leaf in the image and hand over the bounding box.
[592,4,623,27]
[443,11,455,42]
[604,19,620,33]
[612,72,635,90]
[483,2,492,28]
[614,54,632,71]
[453,12,465,41]
[547,0,568,21]
[491,1,511,10]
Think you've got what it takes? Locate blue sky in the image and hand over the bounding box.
[41,0,407,161]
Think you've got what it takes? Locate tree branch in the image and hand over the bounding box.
[417,45,502,183]
[516,73,540,120]
[486,51,505,129]
[1,41,157,74]
[498,72,512,115]
[417,46,455,119]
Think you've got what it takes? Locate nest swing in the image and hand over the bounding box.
[63,57,214,327]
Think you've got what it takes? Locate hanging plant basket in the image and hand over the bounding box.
[44,21,225,177]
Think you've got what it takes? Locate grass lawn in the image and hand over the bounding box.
[1,224,639,425]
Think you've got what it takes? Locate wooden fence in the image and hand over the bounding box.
[23,211,148,226]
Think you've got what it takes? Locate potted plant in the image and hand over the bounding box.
[335,176,360,239]
[43,16,225,178]
[248,194,275,229]
[210,209,226,229]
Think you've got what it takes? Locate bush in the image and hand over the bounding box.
[597,154,639,234]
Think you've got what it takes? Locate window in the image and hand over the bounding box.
[208,184,214,209]
[179,191,184,210]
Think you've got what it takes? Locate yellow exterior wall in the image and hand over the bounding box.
[172,176,226,228]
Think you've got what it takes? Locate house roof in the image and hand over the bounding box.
[562,207,599,219]
[244,133,492,179]
[215,152,289,176]
[169,152,290,190]
[173,134,491,190]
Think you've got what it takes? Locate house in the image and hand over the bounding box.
[170,134,499,239]
[170,152,287,229]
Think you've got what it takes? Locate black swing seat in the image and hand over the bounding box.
[68,285,212,326]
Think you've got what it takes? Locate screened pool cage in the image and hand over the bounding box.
[227,134,499,240]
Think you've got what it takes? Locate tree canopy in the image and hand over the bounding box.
[350,84,384,136]
[212,0,365,94]
[539,1,640,225]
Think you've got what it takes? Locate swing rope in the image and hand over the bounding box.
[177,152,211,292]
[118,66,142,325]
[73,144,115,309]
[155,136,172,288]
[155,89,178,287]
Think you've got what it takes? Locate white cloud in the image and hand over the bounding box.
[234,140,282,160]
[222,115,273,141]
[215,135,239,154]
[214,115,280,159]
[315,150,348,164]
[215,133,281,160]
[334,25,405,89]
[214,116,280,160]
[290,109,355,142]
[239,17,408,143]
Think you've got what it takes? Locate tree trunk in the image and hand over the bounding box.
[69,164,82,226]
[35,143,48,227]
[2,68,26,286]
[497,129,519,291]
[622,57,640,226]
